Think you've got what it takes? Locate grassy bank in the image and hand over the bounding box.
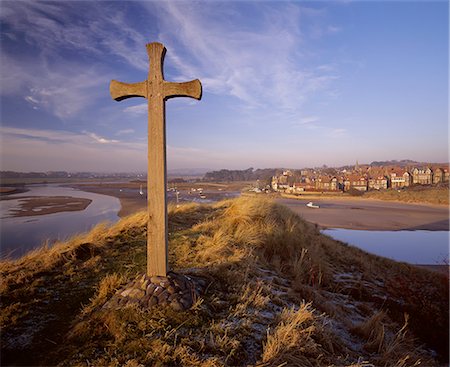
[1,197,448,366]
[364,185,449,206]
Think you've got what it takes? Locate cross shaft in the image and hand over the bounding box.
[110,42,202,276]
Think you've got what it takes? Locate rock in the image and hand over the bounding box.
[160,280,170,288]
[157,290,169,303]
[141,294,151,304]
[153,286,163,296]
[146,283,156,295]
[106,272,200,312]
[148,296,158,307]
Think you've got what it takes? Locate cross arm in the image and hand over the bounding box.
[110,80,147,101]
[163,80,202,101]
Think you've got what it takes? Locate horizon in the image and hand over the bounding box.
[2,158,449,176]
[1,1,448,172]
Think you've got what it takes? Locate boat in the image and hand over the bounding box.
[199,194,206,199]
[306,202,319,209]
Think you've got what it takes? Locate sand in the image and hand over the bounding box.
[5,181,447,231]
[277,197,449,231]
[3,196,92,217]
[69,182,241,218]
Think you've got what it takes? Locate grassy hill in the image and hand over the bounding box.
[1,197,448,366]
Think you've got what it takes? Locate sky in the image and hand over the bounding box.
[0,0,448,172]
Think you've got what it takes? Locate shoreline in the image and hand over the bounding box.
[2,182,448,232]
[73,183,449,232]
[277,197,449,231]
[280,192,449,209]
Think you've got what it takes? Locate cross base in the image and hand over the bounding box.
[103,272,205,311]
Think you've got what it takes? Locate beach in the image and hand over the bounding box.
[69,182,449,231]
[3,181,448,231]
[277,197,449,231]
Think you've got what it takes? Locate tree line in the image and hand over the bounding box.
[203,168,278,183]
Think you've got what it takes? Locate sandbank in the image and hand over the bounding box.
[277,197,449,231]
[4,196,92,217]
[69,182,449,231]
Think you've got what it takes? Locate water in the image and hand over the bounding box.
[0,185,121,259]
[323,228,449,265]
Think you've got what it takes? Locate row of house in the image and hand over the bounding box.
[271,166,449,193]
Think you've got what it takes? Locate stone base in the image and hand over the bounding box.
[104,271,202,311]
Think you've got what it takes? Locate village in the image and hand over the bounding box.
[271,162,450,193]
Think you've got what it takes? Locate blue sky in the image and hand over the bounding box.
[0,0,448,172]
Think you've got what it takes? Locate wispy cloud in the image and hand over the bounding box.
[1,1,339,121]
[0,126,220,171]
[0,2,148,71]
[123,103,147,115]
[0,126,146,171]
[1,50,108,119]
[84,132,119,144]
[0,2,146,119]
[151,2,339,113]
[329,128,347,137]
[299,116,320,125]
[116,129,135,136]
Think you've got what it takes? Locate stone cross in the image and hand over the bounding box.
[110,42,202,276]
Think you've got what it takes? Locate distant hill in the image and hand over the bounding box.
[167,168,211,177]
[369,159,418,167]
[203,167,279,182]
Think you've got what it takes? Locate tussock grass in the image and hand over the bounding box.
[1,197,448,366]
[364,185,449,205]
[261,303,331,366]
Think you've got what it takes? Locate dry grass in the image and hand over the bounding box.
[261,303,331,366]
[1,197,447,366]
[364,185,449,205]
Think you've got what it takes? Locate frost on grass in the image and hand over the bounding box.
[1,197,447,366]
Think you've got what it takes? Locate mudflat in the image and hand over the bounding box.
[70,182,242,217]
[277,197,449,231]
[67,182,449,231]
[3,196,92,217]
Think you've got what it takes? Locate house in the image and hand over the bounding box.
[316,176,338,191]
[368,175,388,190]
[293,181,315,192]
[389,169,411,188]
[432,168,444,184]
[271,176,278,191]
[431,167,449,184]
[344,175,368,191]
[412,167,432,185]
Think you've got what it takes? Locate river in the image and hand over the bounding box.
[0,185,120,259]
[322,228,449,265]
[1,187,449,265]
